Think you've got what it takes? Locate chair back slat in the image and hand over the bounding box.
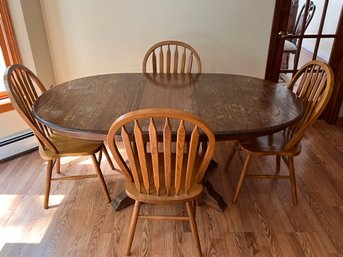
[134,120,150,194]
[24,70,39,100]
[159,46,164,73]
[166,45,171,74]
[143,40,201,74]
[13,70,50,139]
[107,109,215,198]
[293,67,308,94]
[180,48,186,74]
[185,126,199,193]
[285,61,334,150]
[149,118,160,195]
[299,65,316,99]
[15,70,35,106]
[163,118,172,195]
[173,45,179,74]
[23,69,39,103]
[121,126,141,193]
[10,75,33,118]
[152,50,157,74]
[12,69,53,138]
[187,54,193,74]
[4,64,58,153]
[175,120,186,195]
[311,73,326,101]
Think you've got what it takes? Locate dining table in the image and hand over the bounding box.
[33,73,304,210]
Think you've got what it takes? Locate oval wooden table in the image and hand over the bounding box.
[33,73,303,210]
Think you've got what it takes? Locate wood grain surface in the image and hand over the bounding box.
[33,73,303,141]
[0,120,342,257]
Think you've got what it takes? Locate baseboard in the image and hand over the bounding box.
[0,130,38,162]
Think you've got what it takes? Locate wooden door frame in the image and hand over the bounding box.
[323,13,343,123]
[265,0,292,82]
[265,0,343,124]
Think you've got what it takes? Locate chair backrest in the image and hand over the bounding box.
[142,40,202,74]
[291,1,316,43]
[285,60,334,150]
[4,64,58,153]
[107,108,215,196]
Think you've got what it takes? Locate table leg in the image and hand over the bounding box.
[111,190,134,211]
[202,160,228,211]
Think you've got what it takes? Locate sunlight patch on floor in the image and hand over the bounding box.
[0,194,65,251]
[0,195,20,216]
[59,156,82,164]
[42,194,65,206]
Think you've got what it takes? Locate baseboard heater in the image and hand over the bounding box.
[0,130,38,162]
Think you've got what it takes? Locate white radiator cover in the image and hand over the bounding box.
[0,130,38,161]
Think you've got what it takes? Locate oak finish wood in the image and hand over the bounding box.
[0,119,342,256]
[107,109,216,256]
[31,72,304,210]
[0,0,21,113]
[142,40,201,74]
[32,73,303,142]
[225,61,334,205]
[4,64,113,209]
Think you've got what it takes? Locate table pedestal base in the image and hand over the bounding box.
[202,160,227,211]
[111,160,227,212]
[111,190,134,211]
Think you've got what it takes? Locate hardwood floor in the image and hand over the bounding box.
[0,120,342,257]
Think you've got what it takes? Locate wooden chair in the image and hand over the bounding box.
[283,1,316,69]
[107,108,215,257]
[4,64,113,209]
[142,40,202,74]
[225,60,334,205]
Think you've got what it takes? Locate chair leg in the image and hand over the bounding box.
[125,201,141,256]
[288,156,298,205]
[102,144,115,170]
[44,160,53,209]
[56,158,61,174]
[90,154,111,203]
[98,148,103,163]
[275,155,281,178]
[192,200,197,217]
[186,202,202,257]
[233,153,252,204]
[285,52,290,69]
[224,140,238,172]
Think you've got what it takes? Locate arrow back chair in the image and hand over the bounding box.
[107,108,215,257]
[143,40,201,74]
[225,60,334,205]
[4,64,113,209]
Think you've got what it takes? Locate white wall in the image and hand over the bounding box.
[39,0,275,84]
[0,0,54,139]
[1,0,276,140]
[20,0,55,88]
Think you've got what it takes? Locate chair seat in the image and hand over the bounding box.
[126,182,203,204]
[39,133,103,159]
[239,130,301,156]
[125,152,203,204]
[283,40,297,53]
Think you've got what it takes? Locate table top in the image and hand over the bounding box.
[33,73,303,141]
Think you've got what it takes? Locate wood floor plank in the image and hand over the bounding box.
[0,120,343,256]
